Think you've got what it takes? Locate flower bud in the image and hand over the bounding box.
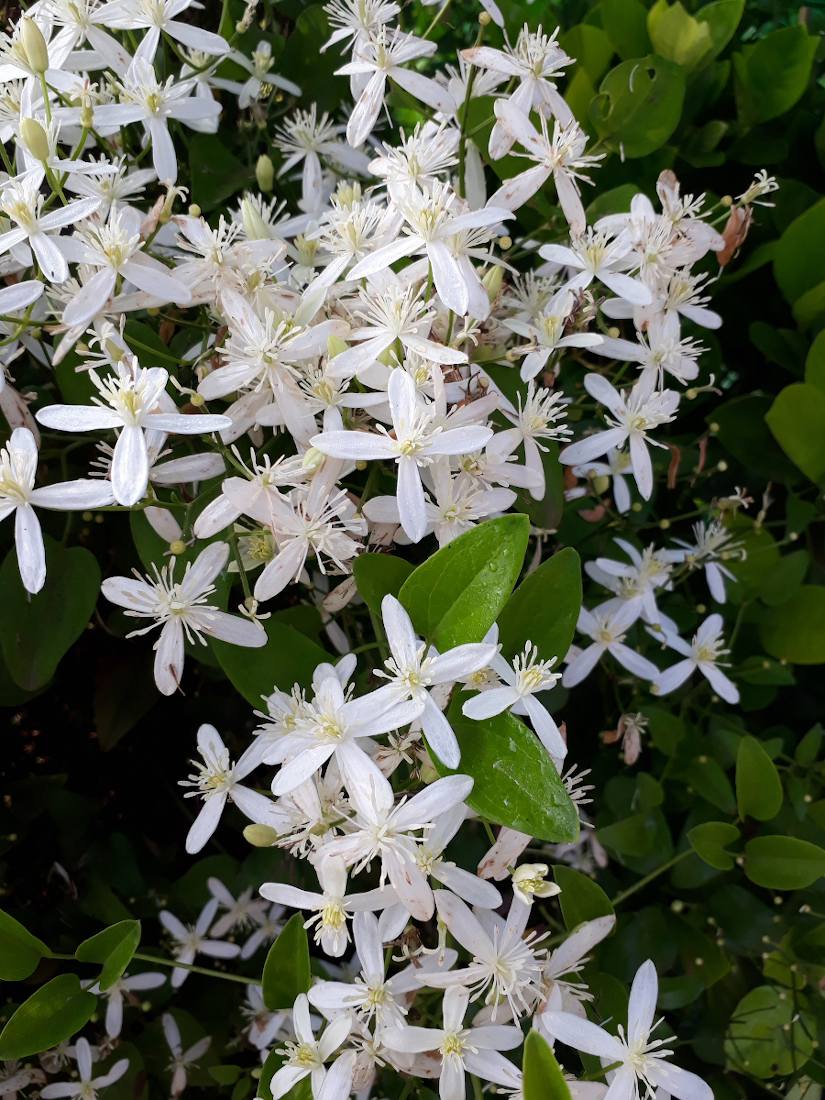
[301,447,324,473]
[20,117,49,162]
[478,10,492,24]
[188,203,202,218]
[255,153,274,193]
[592,474,610,495]
[241,195,269,240]
[20,18,49,74]
[243,824,279,847]
[482,264,504,301]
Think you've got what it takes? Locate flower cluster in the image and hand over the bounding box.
[0,0,779,1097]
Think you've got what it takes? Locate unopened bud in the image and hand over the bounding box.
[301,447,324,473]
[241,195,269,240]
[80,102,94,130]
[482,264,504,301]
[20,117,49,162]
[720,195,733,207]
[20,18,49,74]
[188,203,201,218]
[189,392,205,407]
[255,154,274,193]
[478,10,492,24]
[243,824,279,847]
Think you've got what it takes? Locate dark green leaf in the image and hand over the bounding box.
[399,515,530,650]
[0,538,100,692]
[433,695,579,843]
[212,619,329,705]
[736,736,783,821]
[733,25,817,127]
[523,1031,572,1100]
[553,865,614,928]
[590,55,685,157]
[744,836,825,889]
[497,548,581,663]
[352,553,413,619]
[687,822,741,870]
[0,975,96,1059]
[0,910,49,982]
[262,913,311,1011]
[759,586,825,665]
[75,920,141,992]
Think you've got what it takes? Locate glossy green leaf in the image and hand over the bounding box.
[352,553,413,619]
[553,865,614,929]
[497,548,581,663]
[736,737,783,822]
[733,25,817,127]
[687,822,741,870]
[0,910,50,982]
[725,986,815,1077]
[590,55,685,158]
[0,538,101,692]
[434,695,579,843]
[695,0,745,61]
[759,586,825,665]
[600,0,651,59]
[212,618,329,705]
[765,384,825,483]
[399,515,530,650]
[261,913,311,1011]
[744,836,825,889]
[648,1,713,70]
[523,1031,572,1100]
[774,198,825,306]
[75,920,141,992]
[805,330,825,392]
[0,975,96,1059]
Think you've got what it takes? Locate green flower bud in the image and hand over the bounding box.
[255,153,274,193]
[19,117,49,162]
[20,18,49,74]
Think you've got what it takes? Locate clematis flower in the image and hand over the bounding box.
[563,602,659,688]
[268,994,353,1100]
[371,594,497,767]
[36,359,231,506]
[90,972,166,1038]
[162,1013,211,1096]
[653,614,739,704]
[312,368,492,543]
[160,898,241,988]
[504,287,603,382]
[0,427,115,594]
[542,959,712,1100]
[102,543,266,695]
[539,229,652,306]
[382,985,523,1100]
[41,1039,128,1100]
[559,374,679,500]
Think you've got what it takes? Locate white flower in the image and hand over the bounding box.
[563,603,659,688]
[312,369,491,542]
[40,1039,128,1100]
[382,985,522,1100]
[504,287,603,382]
[536,915,615,1021]
[371,594,496,767]
[590,312,703,388]
[420,891,545,1020]
[542,959,712,1100]
[260,854,396,958]
[0,427,114,594]
[540,229,652,306]
[511,863,560,905]
[326,772,474,921]
[207,876,269,937]
[489,101,601,231]
[36,359,231,506]
[273,105,365,209]
[654,614,739,705]
[269,994,354,1100]
[240,903,284,959]
[559,374,679,500]
[0,171,100,284]
[337,28,455,148]
[462,638,566,760]
[162,1013,211,1095]
[224,41,301,109]
[101,543,266,696]
[585,538,673,629]
[90,972,166,1038]
[178,723,285,852]
[571,448,634,513]
[498,382,571,501]
[666,520,743,604]
[159,898,240,988]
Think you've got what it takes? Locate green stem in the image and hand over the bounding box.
[611,849,692,908]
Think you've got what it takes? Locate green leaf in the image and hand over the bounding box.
[590,55,685,158]
[561,25,614,83]
[212,618,329,706]
[75,920,141,992]
[0,975,96,1059]
[733,25,817,127]
[352,553,413,619]
[725,986,815,1078]
[805,330,825,392]
[553,865,614,929]
[736,736,783,822]
[695,0,745,61]
[759,586,825,665]
[648,1,713,70]
[774,198,825,307]
[600,0,651,60]
[0,538,101,692]
[0,910,50,981]
[188,133,252,212]
[522,1031,572,1100]
[261,913,311,1011]
[765,383,825,483]
[497,548,581,663]
[398,516,530,650]
[434,695,579,843]
[687,822,741,870]
[744,836,825,889]
[758,550,808,607]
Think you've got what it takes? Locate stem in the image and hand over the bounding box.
[46,950,251,985]
[611,849,692,908]
[423,0,454,39]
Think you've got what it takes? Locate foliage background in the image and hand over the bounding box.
[2,0,825,1097]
